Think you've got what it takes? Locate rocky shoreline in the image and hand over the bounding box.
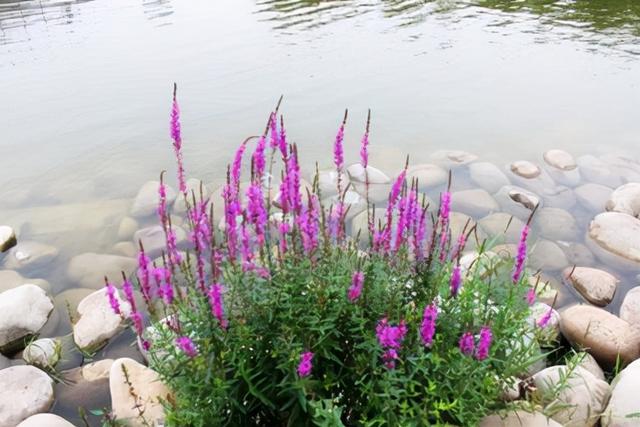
[1,148,639,426]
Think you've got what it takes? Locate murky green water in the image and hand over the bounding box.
[0,0,639,424]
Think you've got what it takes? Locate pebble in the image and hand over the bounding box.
[450,189,499,217]
[586,212,640,271]
[67,253,137,289]
[22,338,61,369]
[72,288,130,352]
[532,207,579,241]
[113,241,138,258]
[468,162,510,193]
[576,155,623,188]
[429,150,478,167]
[0,270,50,294]
[0,285,53,354]
[564,267,617,307]
[529,240,569,271]
[1,241,59,273]
[478,212,526,244]
[110,358,170,426]
[606,183,640,218]
[557,242,595,266]
[540,185,576,210]
[577,352,605,381]
[494,185,542,220]
[0,226,16,253]
[510,160,541,178]
[406,163,448,190]
[574,183,613,213]
[0,365,54,426]
[133,225,187,259]
[130,180,177,218]
[543,149,577,171]
[117,216,139,241]
[346,164,391,184]
[560,305,640,367]
[532,365,610,426]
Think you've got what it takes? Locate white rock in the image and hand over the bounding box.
[544,149,577,171]
[130,180,177,218]
[110,358,170,426]
[606,183,640,218]
[406,163,448,190]
[0,226,16,253]
[480,410,562,427]
[478,213,527,243]
[586,212,640,271]
[0,270,50,294]
[0,285,53,354]
[133,225,187,259]
[494,185,542,220]
[510,160,541,178]
[468,162,510,193]
[16,414,75,427]
[575,183,613,213]
[346,164,391,184]
[564,267,618,307]
[113,241,138,258]
[540,185,577,210]
[117,217,139,241]
[72,288,130,352]
[602,358,640,426]
[577,155,624,188]
[620,286,640,331]
[2,241,59,272]
[561,305,640,366]
[81,358,114,381]
[451,189,499,217]
[529,240,569,271]
[533,365,610,426]
[22,338,61,368]
[577,352,605,381]
[67,253,137,289]
[532,207,579,241]
[0,366,54,427]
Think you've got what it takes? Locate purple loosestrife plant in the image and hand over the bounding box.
[512,224,530,284]
[170,84,187,194]
[120,97,544,427]
[105,279,121,315]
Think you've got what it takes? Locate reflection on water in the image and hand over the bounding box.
[257,0,640,55]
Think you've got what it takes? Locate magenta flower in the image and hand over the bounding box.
[278,115,288,159]
[175,336,198,358]
[287,146,302,214]
[130,311,145,338]
[329,202,345,242]
[170,85,186,193]
[347,271,365,302]
[157,178,168,227]
[122,278,136,313]
[450,265,462,298]
[105,281,121,315]
[537,306,554,328]
[512,224,530,284]
[439,191,451,224]
[269,112,278,149]
[208,283,228,329]
[459,331,475,356]
[360,128,369,168]
[475,326,493,361]
[246,183,267,245]
[231,143,247,192]
[333,121,345,172]
[297,351,314,378]
[240,222,254,271]
[253,135,267,178]
[298,194,320,254]
[376,318,407,369]
[137,250,152,305]
[382,349,399,369]
[420,303,438,347]
[526,287,536,306]
[166,227,183,266]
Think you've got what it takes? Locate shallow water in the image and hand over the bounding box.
[0,0,639,424]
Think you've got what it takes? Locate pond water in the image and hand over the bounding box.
[1,0,639,424]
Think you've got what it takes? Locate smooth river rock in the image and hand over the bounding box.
[532,207,579,241]
[73,288,131,352]
[494,185,542,220]
[430,150,477,168]
[620,286,640,330]
[533,365,610,427]
[346,163,391,184]
[131,180,177,218]
[406,163,448,190]
[575,183,613,213]
[133,225,187,259]
[510,160,541,178]
[0,226,16,253]
[540,185,576,210]
[478,212,527,244]
[16,414,75,427]
[67,252,137,289]
[468,162,510,193]
[544,149,577,171]
[606,183,640,218]
[560,305,640,367]
[577,155,624,188]
[117,216,139,241]
[22,338,61,368]
[586,212,640,271]
[0,270,50,294]
[577,352,605,381]
[601,358,640,427]
[564,267,618,307]
[0,285,53,354]
[1,241,59,273]
[557,242,595,266]
[450,188,499,217]
[529,240,569,271]
[110,358,170,426]
[0,365,54,427]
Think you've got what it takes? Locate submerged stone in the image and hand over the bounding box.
[575,183,613,213]
[0,226,16,253]
[586,212,640,271]
[564,267,618,307]
[606,183,640,218]
[468,162,510,193]
[0,285,53,354]
[0,366,54,426]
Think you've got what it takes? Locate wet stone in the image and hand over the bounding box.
[0,285,54,354]
[576,155,624,188]
[586,212,640,271]
[468,162,510,193]
[620,286,640,331]
[0,226,16,253]
[406,163,448,190]
[602,358,640,427]
[429,150,478,168]
[0,270,50,294]
[606,183,640,218]
[130,180,177,218]
[510,160,541,178]
[494,185,542,220]
[16,414,75,427]
[543,149,577,171]
[1,241,59,273]
[532,207,579,241]
[346,163,391,184]
[0,365,54,426]
[67,253,137,290]
[575,183,613,213]
[133,225,187,259]
[564,267,618,307]
[478,213,526,244]
[450,189,499,218]
[540,185,576,210]
[529,240,569,271]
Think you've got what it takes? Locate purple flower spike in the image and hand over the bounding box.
[420,303,438,347]
[297,351,314,378]
[450,265,462,298]
[105,281,121,315]
[231,143,247,193]
[175,336,198,358]
[526,287,536,306]
[253,135,266,178]
[347,271,365,302]
[333,122,345,172]
[360,129,369,169]
[475,326,492,361]
[459,331,475,356]
[208,283,228,329]
[170,85,186,193]
[537,306,554,329]
[376,318,407,369]
[512,224,530,284]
